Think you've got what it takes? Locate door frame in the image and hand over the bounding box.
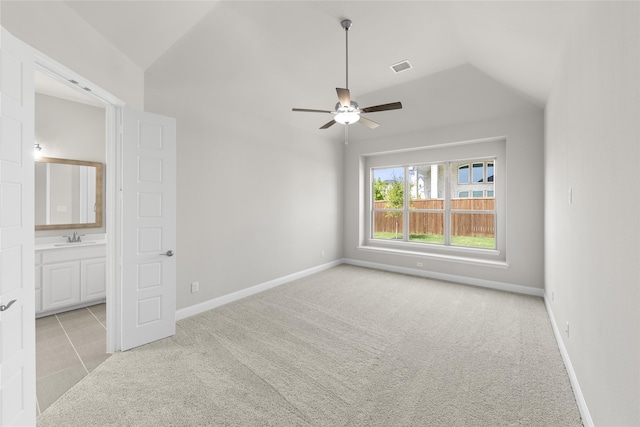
[32,47,125,352]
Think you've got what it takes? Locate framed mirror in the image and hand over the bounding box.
[35,157,103,231]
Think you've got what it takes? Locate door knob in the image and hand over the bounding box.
[161,250,175,257]
[0,300,16,312]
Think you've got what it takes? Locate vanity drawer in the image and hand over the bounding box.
[41,244,105,264]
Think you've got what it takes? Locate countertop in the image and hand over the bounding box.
[35,233,107,251]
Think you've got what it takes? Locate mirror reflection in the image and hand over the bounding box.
[35,157,103,230]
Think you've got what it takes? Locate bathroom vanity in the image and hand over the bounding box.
[33,156,107,317]
[35,235,106,317]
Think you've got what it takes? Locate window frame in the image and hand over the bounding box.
[362,138,506,265]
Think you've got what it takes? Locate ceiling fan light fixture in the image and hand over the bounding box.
[334,111,360,125]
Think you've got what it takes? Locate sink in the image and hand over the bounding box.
[53,241,97,247]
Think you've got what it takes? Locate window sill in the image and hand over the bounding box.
[358,242,509,269]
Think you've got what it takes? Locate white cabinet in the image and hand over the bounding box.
[36,244,106,315]
[43,261,81,311]
[81,258,106,301]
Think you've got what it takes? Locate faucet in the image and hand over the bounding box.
[64,232,82,243]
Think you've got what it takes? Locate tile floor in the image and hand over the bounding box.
[36,303,110,415]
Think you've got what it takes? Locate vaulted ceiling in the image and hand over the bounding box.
[62,1,580,107]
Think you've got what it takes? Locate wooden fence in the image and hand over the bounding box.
[373,199,495,238]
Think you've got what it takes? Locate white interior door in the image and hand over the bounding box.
[121,108,176,351]
[0,28,36,425]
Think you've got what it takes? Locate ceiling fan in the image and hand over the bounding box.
[292,19,403,133]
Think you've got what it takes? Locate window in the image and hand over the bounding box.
[371,157,496,250]
[364,138,505,263]
[459,162,493,184]
[472,163,484,183]
[486,162,494,182]
[458,164,469,184]
[408,164,445,244]
[372,168,405,240]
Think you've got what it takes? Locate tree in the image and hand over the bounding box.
[384,176,404,239]
[373,177,387,201]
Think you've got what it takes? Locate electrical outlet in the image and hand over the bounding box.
[416,262,423,267]
[552,291,555,302]
[321,250,325,259]
[568,188,573,204]
[565,321,570,337]
[191,281,200,293]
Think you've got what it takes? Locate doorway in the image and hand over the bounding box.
[0,28,177,423]
[33,67,111,414]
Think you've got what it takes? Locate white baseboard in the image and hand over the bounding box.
[177,258,544,321]
[343,258,545,297]
[175,259,343,321]
[544,295,593,427]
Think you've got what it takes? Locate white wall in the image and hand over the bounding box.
[344,66,545,291]
[143,7,344,311]
[545,2,640,425]
[35,94,105,163]
[34,93,106,236]
[0,1,144,109]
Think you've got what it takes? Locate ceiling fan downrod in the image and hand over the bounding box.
[341,19,352,90]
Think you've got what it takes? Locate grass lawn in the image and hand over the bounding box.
[373,232,495,248]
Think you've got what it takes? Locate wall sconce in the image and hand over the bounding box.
[34,143,43,159]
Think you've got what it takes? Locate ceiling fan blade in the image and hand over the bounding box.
[320,119,337,129]
[336,88,351,108]
[358,116,380,129]
[361,102,403,113]
[292,108,333,113]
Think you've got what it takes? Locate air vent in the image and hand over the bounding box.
[390,60,412,74]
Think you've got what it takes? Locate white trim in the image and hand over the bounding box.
[357,245,508,269]
[176,258,542,322]
[364,140,506,264]
[544,296,593,427]
[33,53,124,107]
[105,106,120,353]
[363,135,507,157]
[343,258,543,297]
[27,38,125,353]
[175,260,343,321]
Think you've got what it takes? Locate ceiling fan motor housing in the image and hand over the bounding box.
[335,100,359,113]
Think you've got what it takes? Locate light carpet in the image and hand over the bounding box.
[38,265,582,426]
